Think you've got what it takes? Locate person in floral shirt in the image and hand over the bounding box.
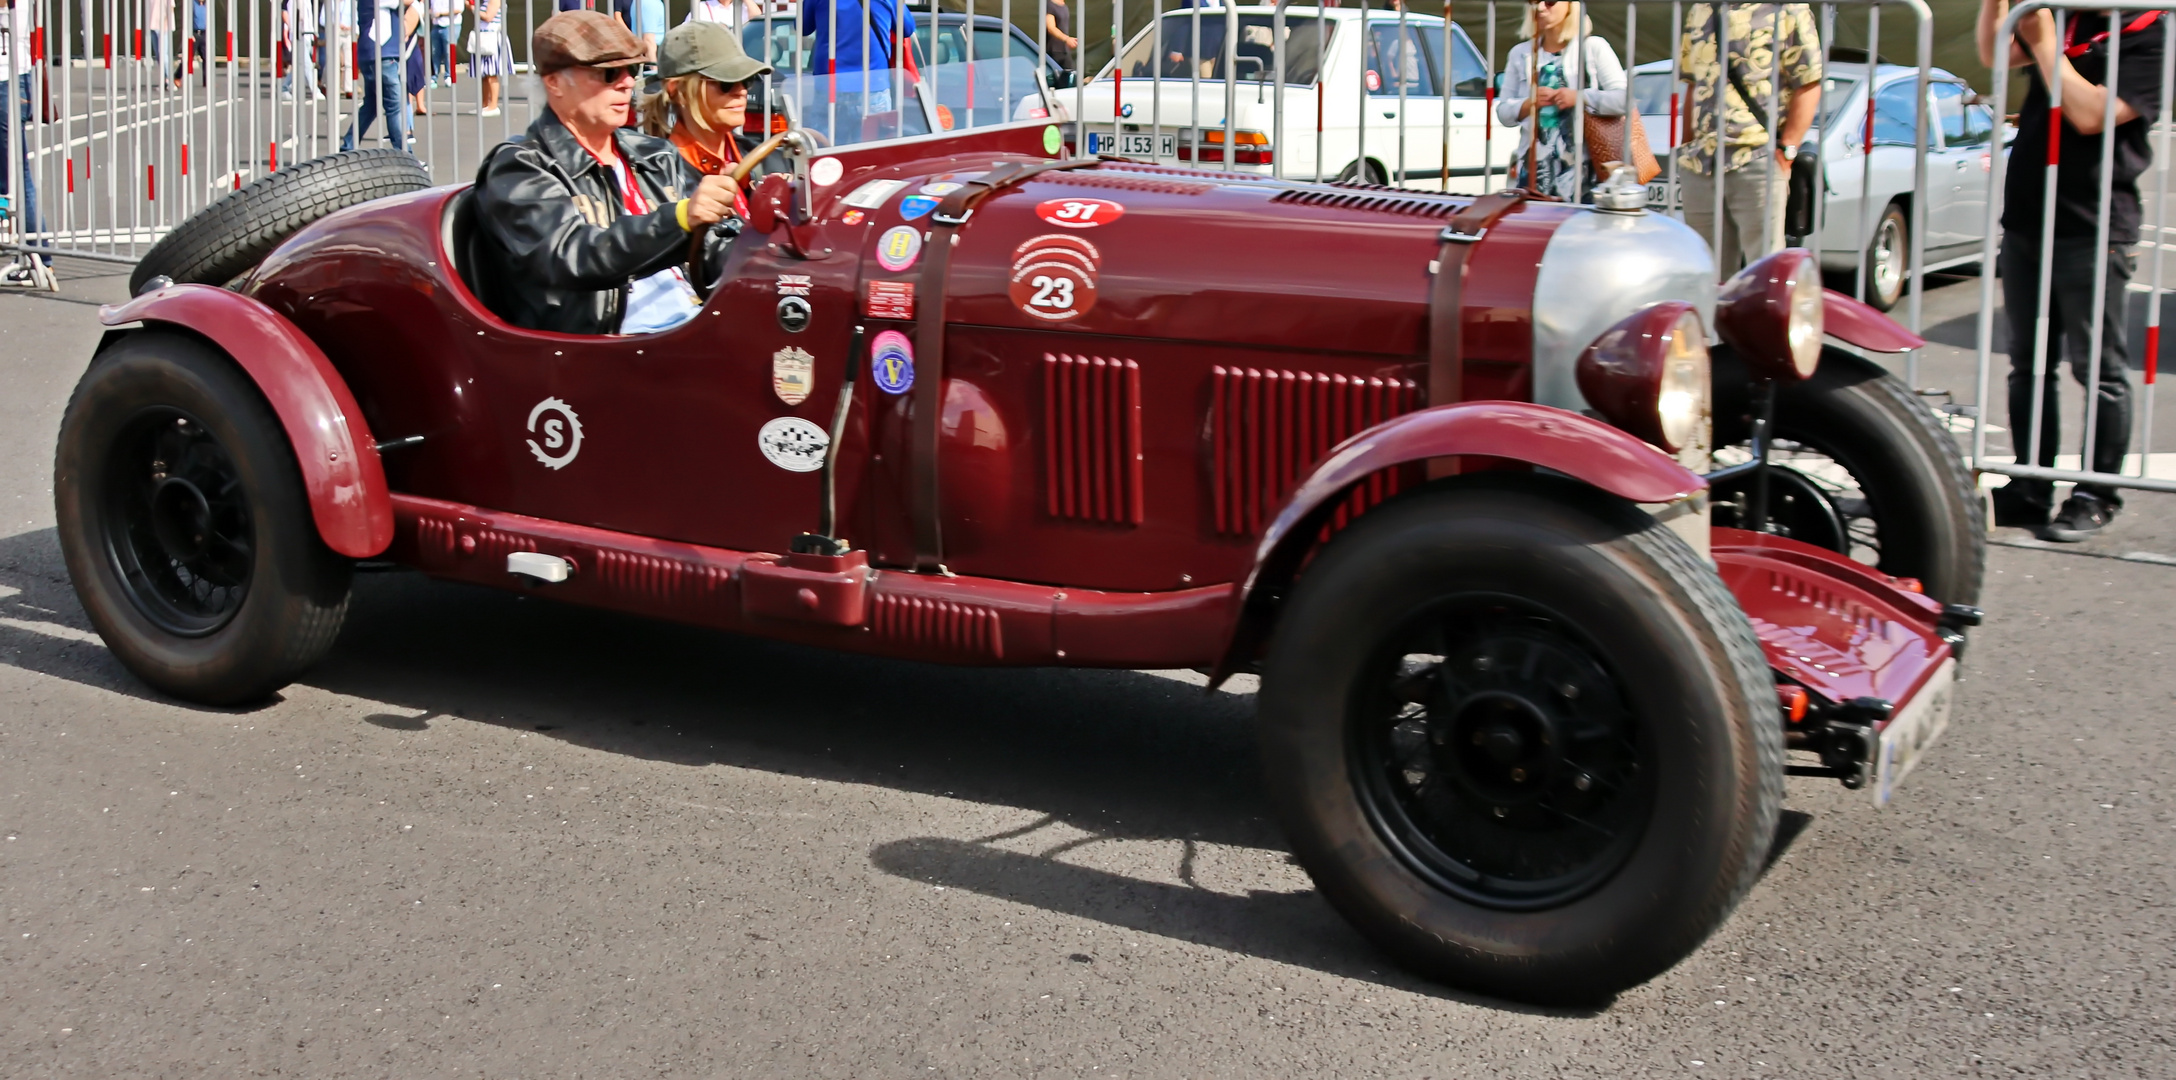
[1675,3,1822,274]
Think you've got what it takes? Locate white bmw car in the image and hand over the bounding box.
[1068,5,1523,193]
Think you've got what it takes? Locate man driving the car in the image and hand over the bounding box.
[471,10,741,335]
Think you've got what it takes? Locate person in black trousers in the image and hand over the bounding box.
[1979,0,2166,540]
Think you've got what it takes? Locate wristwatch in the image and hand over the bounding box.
[1781,144,1800,163]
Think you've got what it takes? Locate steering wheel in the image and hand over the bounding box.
[729,131,794,186]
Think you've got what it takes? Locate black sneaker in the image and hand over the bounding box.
[1990,484,2050,529]
[2046,493,2119,542]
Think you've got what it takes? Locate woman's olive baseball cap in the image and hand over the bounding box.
[658,21,773,84]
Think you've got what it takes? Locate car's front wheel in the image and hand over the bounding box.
[1257,477,1782,1004]
[54,332,351,705]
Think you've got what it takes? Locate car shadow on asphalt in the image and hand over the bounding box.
[0,528,1674,1013]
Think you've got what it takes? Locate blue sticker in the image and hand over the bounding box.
[898,194,939,221]
[870,330,916,395]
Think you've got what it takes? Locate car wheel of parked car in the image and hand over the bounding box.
[1256,475,1782,1005]
[1861,203,1909,312]
[1334,158,1389,186]
[1712,345,1986,607]
[128,148,434,294]
[54,331,353,705]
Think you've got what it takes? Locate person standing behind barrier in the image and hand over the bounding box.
[0,0,48,279]
[1675,3,1821,275]
[1497,1,1625,203]
[281,0,324,100]
[1977,2,2165,540]
[799,0,915,138]
[343,0,422,149]
[429,0,463,86]
[145,0,173,74]
[469,0,513,115]
[177,0,208,86]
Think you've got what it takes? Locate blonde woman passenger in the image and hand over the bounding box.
[639,20,783,213]
[1494,0,1626,202]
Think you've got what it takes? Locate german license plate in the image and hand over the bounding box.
[1874,657,1956,807]
[1088,131,1177,158]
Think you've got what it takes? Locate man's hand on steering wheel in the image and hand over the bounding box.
[683,174,740,230]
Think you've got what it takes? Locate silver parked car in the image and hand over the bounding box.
[1632,56,2006,311]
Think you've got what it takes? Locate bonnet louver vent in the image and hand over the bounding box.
[1269,189,1465,219]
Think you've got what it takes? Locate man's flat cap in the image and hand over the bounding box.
[533,10,647,75]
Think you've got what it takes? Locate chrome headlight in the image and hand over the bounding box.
[1576,300,1712,455]
[1717,248,1825,380]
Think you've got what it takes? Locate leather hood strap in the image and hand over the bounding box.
[1427,188,1527,410]
[910,157,1101,572]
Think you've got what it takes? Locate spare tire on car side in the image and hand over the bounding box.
[128,149,434,295]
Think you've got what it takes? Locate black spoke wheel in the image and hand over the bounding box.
[56,332,351,704]
[103,408,256,635]
[1258,477,1781,1004]
[1354,597,1654,911]
[1714,345,1986,606]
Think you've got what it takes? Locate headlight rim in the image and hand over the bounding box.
[1716,247,1825,383]
[1574,299,1712,455]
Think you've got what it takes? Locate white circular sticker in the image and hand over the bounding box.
[757,416,830,472]
[525,397,583,470]
[810,156,844,187]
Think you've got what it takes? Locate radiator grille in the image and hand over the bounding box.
[871,594,1005,659]
[1043,353,1145,526]
[1208,366,1424,536]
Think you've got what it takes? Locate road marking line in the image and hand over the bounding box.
[0,616,105,646]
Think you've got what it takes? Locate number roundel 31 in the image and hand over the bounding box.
[1035,198,1126,230]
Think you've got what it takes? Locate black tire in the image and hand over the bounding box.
[1714,346,1986,607]
[128,149,433,294]
[54,332,352,705]
[1258,476,1783,1005]
[1861,202,1908,312]
[1335,158,1389,186]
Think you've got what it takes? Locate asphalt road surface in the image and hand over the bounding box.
[2,258,2173,1077]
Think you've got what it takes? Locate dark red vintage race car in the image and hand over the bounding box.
[55,124,1984,1004]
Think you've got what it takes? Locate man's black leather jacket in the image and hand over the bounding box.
[471,108,734,336]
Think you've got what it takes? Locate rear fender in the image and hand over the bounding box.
[1214,401,1706,682]
[1823,288,1925,353]
[98,283,394,558]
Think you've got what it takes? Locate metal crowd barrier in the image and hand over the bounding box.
[1975,0,2174,497]
[0,0,553,266]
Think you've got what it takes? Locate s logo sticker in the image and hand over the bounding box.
[526,397,584,470]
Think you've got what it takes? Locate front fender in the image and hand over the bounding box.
[1823,288,1925,353]
[99,284,393,558]
[1214,401,1705,682]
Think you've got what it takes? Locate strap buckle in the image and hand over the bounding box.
[932,208,974,226]
[1438,225,1487,244]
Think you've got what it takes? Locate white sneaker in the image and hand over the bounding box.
[479,106,501,117]
[0,262,39,286]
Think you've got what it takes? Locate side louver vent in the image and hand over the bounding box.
[871,594,1005,659]
[1269,188,1464,219]
[1208,366,1424,536]
[1043,353,1145,525]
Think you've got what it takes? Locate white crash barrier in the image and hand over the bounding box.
[1973,0,2175,500]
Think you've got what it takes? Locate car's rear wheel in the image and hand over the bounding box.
[1861,202,1908,312]
[1713,345,1986,606]
[1257,477,1782,1004]
[128,148,433,293]
[1335,158,1389,186]
[54,332,351,704]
